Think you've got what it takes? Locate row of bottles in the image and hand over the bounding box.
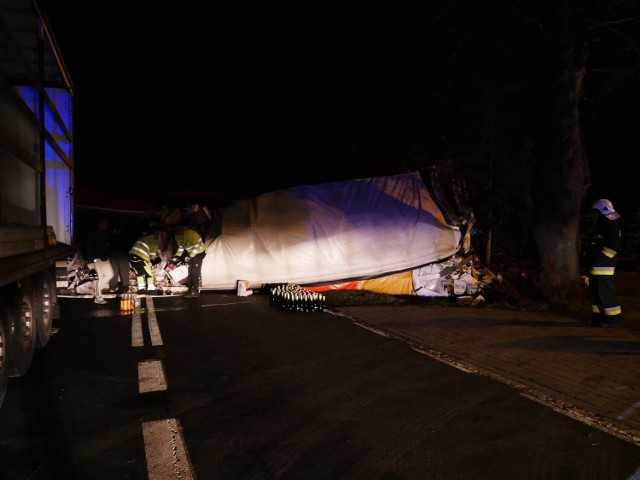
[120,293,141,312]
[269,284,327,313]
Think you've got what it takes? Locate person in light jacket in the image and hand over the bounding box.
[167,226,206,298]
[82,218,113,304]
[129,230,167,295]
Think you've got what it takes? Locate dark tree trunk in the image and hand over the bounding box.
[533,1,590,291]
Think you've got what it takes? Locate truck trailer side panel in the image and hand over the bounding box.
[0,0,74,408]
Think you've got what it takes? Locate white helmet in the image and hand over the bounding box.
[591,198,620,220]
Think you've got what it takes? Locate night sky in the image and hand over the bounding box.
[40,2,639,216]
[41,2,398,198]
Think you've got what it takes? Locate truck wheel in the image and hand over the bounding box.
[0,314,8,409]
[7,279,36,377]
[34,269,56,348]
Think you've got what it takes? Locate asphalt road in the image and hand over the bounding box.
[0,291,639,479]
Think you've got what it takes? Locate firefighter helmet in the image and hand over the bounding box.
[591,198,621,220]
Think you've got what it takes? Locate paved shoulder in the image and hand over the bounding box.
[333,304,640,446]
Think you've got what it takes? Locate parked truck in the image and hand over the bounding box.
[0,0,74,408]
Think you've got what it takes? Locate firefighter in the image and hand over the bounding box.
[167,225,206,298]
[129,230,167,295]
[585,198,622,328]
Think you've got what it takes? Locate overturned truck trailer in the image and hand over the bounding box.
[200,171,464,292]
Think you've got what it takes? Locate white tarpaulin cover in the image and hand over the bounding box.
[200,171,462,290]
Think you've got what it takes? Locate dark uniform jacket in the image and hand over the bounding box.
[587,215,621,276]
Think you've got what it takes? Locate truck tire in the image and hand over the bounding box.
[33,269,56,348]
[0,314,8,409]
[6,279,37,378]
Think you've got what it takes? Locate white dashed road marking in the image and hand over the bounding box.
[143,418,196,480]
[138,359,168,393]
[126,296,196,478]
[146,298,164,346]
[131,311,143,347]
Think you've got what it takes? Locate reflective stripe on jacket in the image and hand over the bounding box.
[129,234,160,262]
[174,227,205,258]
[588,215,621,275]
